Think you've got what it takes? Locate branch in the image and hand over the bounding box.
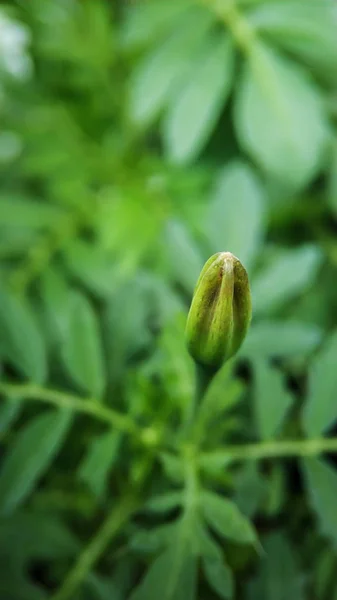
[0,381,140,437]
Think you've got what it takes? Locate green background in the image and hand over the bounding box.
[0,0,337,599]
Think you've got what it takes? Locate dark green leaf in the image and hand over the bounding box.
[78,431,120,498]
[302,457,337,547]
[0,399,21,436]
[203,554,233,599]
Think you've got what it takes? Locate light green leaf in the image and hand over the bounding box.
[203,554,233,599]
[0,288,47,383]
[201,490,257,544]
[207,161,265,267]
[241,321,322,358]
[145,492,182,513]
[252,245,322,315]
[121,0,193,49]
[78,431,120,498]
[163,34,234,163]
[303,331,337,436]
[61,292,106,398]
[40,268,72,343]
[328,140,337,216]
[302,458,337,547]
[0,410,72,514]
[164,220,203,293]
[254,361,293,440]
[128,5,214,126]
[249,1,337,76]
[235,42,329,188]
[65,240,116,298]
[0,197,65,229]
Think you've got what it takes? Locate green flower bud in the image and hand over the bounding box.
[185,252,252,369]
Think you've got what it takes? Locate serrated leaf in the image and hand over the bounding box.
[128,5,214,126]
[207,161,265,268]
[163,34,234,163]
[252,245,322,315]
[0,410,72,514]
[303,331,337,436]
[302,457,337,548]
[61,292,106,398]
[78,431,119,498]
[241,321,322,359]
[0,288,47,383]
[201,490,257,544]
[235,42,329,188]
[254,361,293,440]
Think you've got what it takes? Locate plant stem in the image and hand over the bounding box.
[50,495,137,600]
[0,382,140,438]
[201,437,337,466]
[195,363,216,406]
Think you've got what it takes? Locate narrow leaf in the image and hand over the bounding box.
[303,330,337,436]
[201,490,257,544]
[241,321,322,359]
[61,292,106,398]
[302,457,337,548]
[254,361,293,440]
[0,410,72,514]
[78,431,119,498]
[203,555,233,599]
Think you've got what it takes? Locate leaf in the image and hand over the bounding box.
[0,196,65,229]
[241,321,322,359]
[235,42,329,188]
[254,360,293,440]
[128,5,215,126]
[61,292,106,398]
[121,0,193,49]
[160,452,184,483]
[130,527,197,600]
[0,410,72,514]
[201,490,257,544]
[163,219,203,293]
[247,533,305,600]
[0,287,47,383]
[302,457,337,547]
[203,554,233,599]
[234,462,266,518]
[65,240,116,298]
[145,491,182,513]
[303,330,337,436]
[39,267,72,343]
[252,245,322,315]
[78,431,120,499]
[0,400,21,436]
[248,1,337,77]
[163,34,234,163]
[207,161,265,268]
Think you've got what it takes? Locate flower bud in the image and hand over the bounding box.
[185,252,252,369]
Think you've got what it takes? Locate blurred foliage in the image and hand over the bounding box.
[0,0,337,599]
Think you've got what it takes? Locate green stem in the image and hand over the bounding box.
[50,495,137,600]
[201,437,337,466]
[195,363,216,406]
[0,382,140,438]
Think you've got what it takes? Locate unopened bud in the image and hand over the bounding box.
[185,252,252,369]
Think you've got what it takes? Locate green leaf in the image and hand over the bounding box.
[252,245,322,315]
[247,533,305,600]
[164,220,203,293]
[65,240,116,299]
[130,528,197,600]
[128,5,215,126]
[303,331,337,436]
[302,458,337,548]
[0,288,47,383]
[78,431,120,499]
[241,321,322,359]
[207,161,265,268]
[145,492,182,513]
[61,292,106,398]
[0,196,65,229]
[0,400,21,436]
[249,1,337,77]
[39,267,72,343]
[163,34,234,163]
[254,360,293,440]
[121,0,193,49]
[203,554,233,599]
[201,490,257,544]
[0,410,72,514]
[235,42,329,188]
